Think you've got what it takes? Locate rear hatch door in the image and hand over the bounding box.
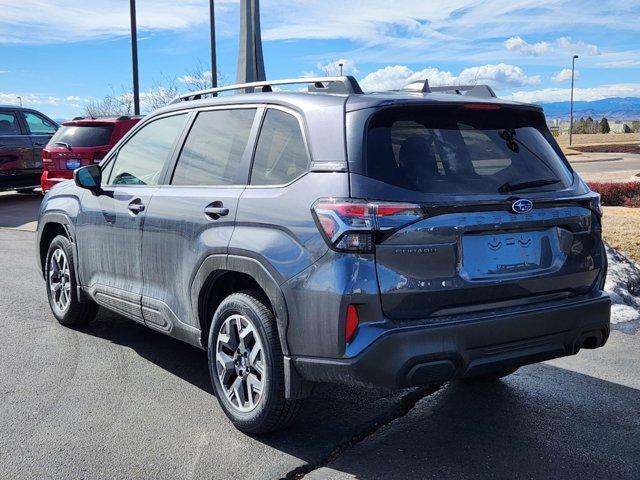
[349,103,604,319]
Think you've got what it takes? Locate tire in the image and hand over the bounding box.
[16,187,37,194]
[45,235,99,327]
[462,367,519,383]
[207,290,301,434]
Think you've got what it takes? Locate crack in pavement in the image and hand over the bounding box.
[281,384,441,480]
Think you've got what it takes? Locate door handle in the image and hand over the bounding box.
[128,200,146,214]
[204,203,229,219]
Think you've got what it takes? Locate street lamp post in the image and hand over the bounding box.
[569,55,579,146]
[17,96,22,107]
[130,0,140,115]
[209,0,217,88]
[339,63,343,76]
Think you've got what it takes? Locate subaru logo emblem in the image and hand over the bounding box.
[512,199,533,214]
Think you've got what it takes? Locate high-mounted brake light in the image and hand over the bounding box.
[462,103,501,110]
[312,199,426,253]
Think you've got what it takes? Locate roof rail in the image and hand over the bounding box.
[170,76,364,104]
[403,80,497,99]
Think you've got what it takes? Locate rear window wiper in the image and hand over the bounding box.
[499,178,560,193]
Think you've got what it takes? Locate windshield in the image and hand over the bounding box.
[49,125,113,148]
[365,106,573,195]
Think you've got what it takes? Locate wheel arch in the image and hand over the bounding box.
[192,254,290,356]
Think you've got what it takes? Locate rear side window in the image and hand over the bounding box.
[0,112,21,135]
[23,112,57,135]
[107,114,188,186]
[250,109,309,185]
[172,109,256,186]
[49,125,114,147]
[365,106,572,195]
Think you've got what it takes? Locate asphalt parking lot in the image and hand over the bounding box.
[1,192,639,479]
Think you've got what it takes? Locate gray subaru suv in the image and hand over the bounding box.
[36,76,610,433]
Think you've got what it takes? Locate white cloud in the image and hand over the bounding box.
[508,84,640,103]
[556,37,599,56]
[504,37,551,56]
[0,0,236,44]
[504,36,599,57]
[0,92,62,106]
[359,63,539,92]
[551,68,579,83]
[316,59,358,76]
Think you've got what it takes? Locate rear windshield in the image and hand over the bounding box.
[49,125,113,147]
[365,106,573,195]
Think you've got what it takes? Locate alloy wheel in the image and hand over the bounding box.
[216,314,266,412]
[49,248,71,313]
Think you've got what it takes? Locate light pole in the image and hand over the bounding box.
[17,96,22,107]
[209,0,217,88]
[569,54,579,146]
[130,0,140,115]
[339,63,343,76]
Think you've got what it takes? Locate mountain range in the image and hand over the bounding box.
[536,97,640,121]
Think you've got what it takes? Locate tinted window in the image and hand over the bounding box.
[250,109,309,185]
[172,109,256,186]
[24,112,57,134]
[365,106,572,195]
[0,112,21,135]
[107,114,188,186]
[49,125,114,147]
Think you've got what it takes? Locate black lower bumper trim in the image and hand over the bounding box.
[294,293,611,389]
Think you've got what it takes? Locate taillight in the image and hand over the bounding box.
[345,304,359,343]
[312,198,426,253]
[41,149,53,166]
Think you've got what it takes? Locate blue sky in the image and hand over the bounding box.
[1,0,639,119]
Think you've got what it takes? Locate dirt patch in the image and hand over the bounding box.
[573,144,640,154]
[602,206,640,263]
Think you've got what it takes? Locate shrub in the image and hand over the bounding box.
[587,182,640,207]
[623,196,640,208]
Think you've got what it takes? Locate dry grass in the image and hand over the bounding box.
[556,133,639,146]
[602,206,640,263]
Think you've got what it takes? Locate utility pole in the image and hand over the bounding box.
[569,55,579,146]
[209,0,217,88]
[130,0,140,115]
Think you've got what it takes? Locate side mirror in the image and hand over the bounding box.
[74,165,102,193]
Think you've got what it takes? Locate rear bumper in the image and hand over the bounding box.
[294,292,611,389]
[41,170,72,192]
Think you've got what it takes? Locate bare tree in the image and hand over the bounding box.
[84,64,227,117]
[84,86,133,118]
[179,60,227,92]
[143,74,180,111]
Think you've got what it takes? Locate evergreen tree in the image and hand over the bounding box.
[600,118,610,134]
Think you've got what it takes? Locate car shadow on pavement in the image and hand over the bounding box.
[297,365,640,479]
[78,309,640,479]
[0,191,42,229]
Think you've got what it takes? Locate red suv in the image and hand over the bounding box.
[41,116,141,192]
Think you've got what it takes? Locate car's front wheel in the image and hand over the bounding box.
[45,235,99,326]
[208,291,301,434]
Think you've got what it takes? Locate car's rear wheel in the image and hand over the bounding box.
[45,235,99,326]
[208,291,301,434]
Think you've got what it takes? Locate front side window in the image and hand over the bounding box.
[250,109,310,186]
[171,109,256,186]
[23,112,57,135]
[107,114,188,186]
[0,112,22,135]
[365,106,573,195]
